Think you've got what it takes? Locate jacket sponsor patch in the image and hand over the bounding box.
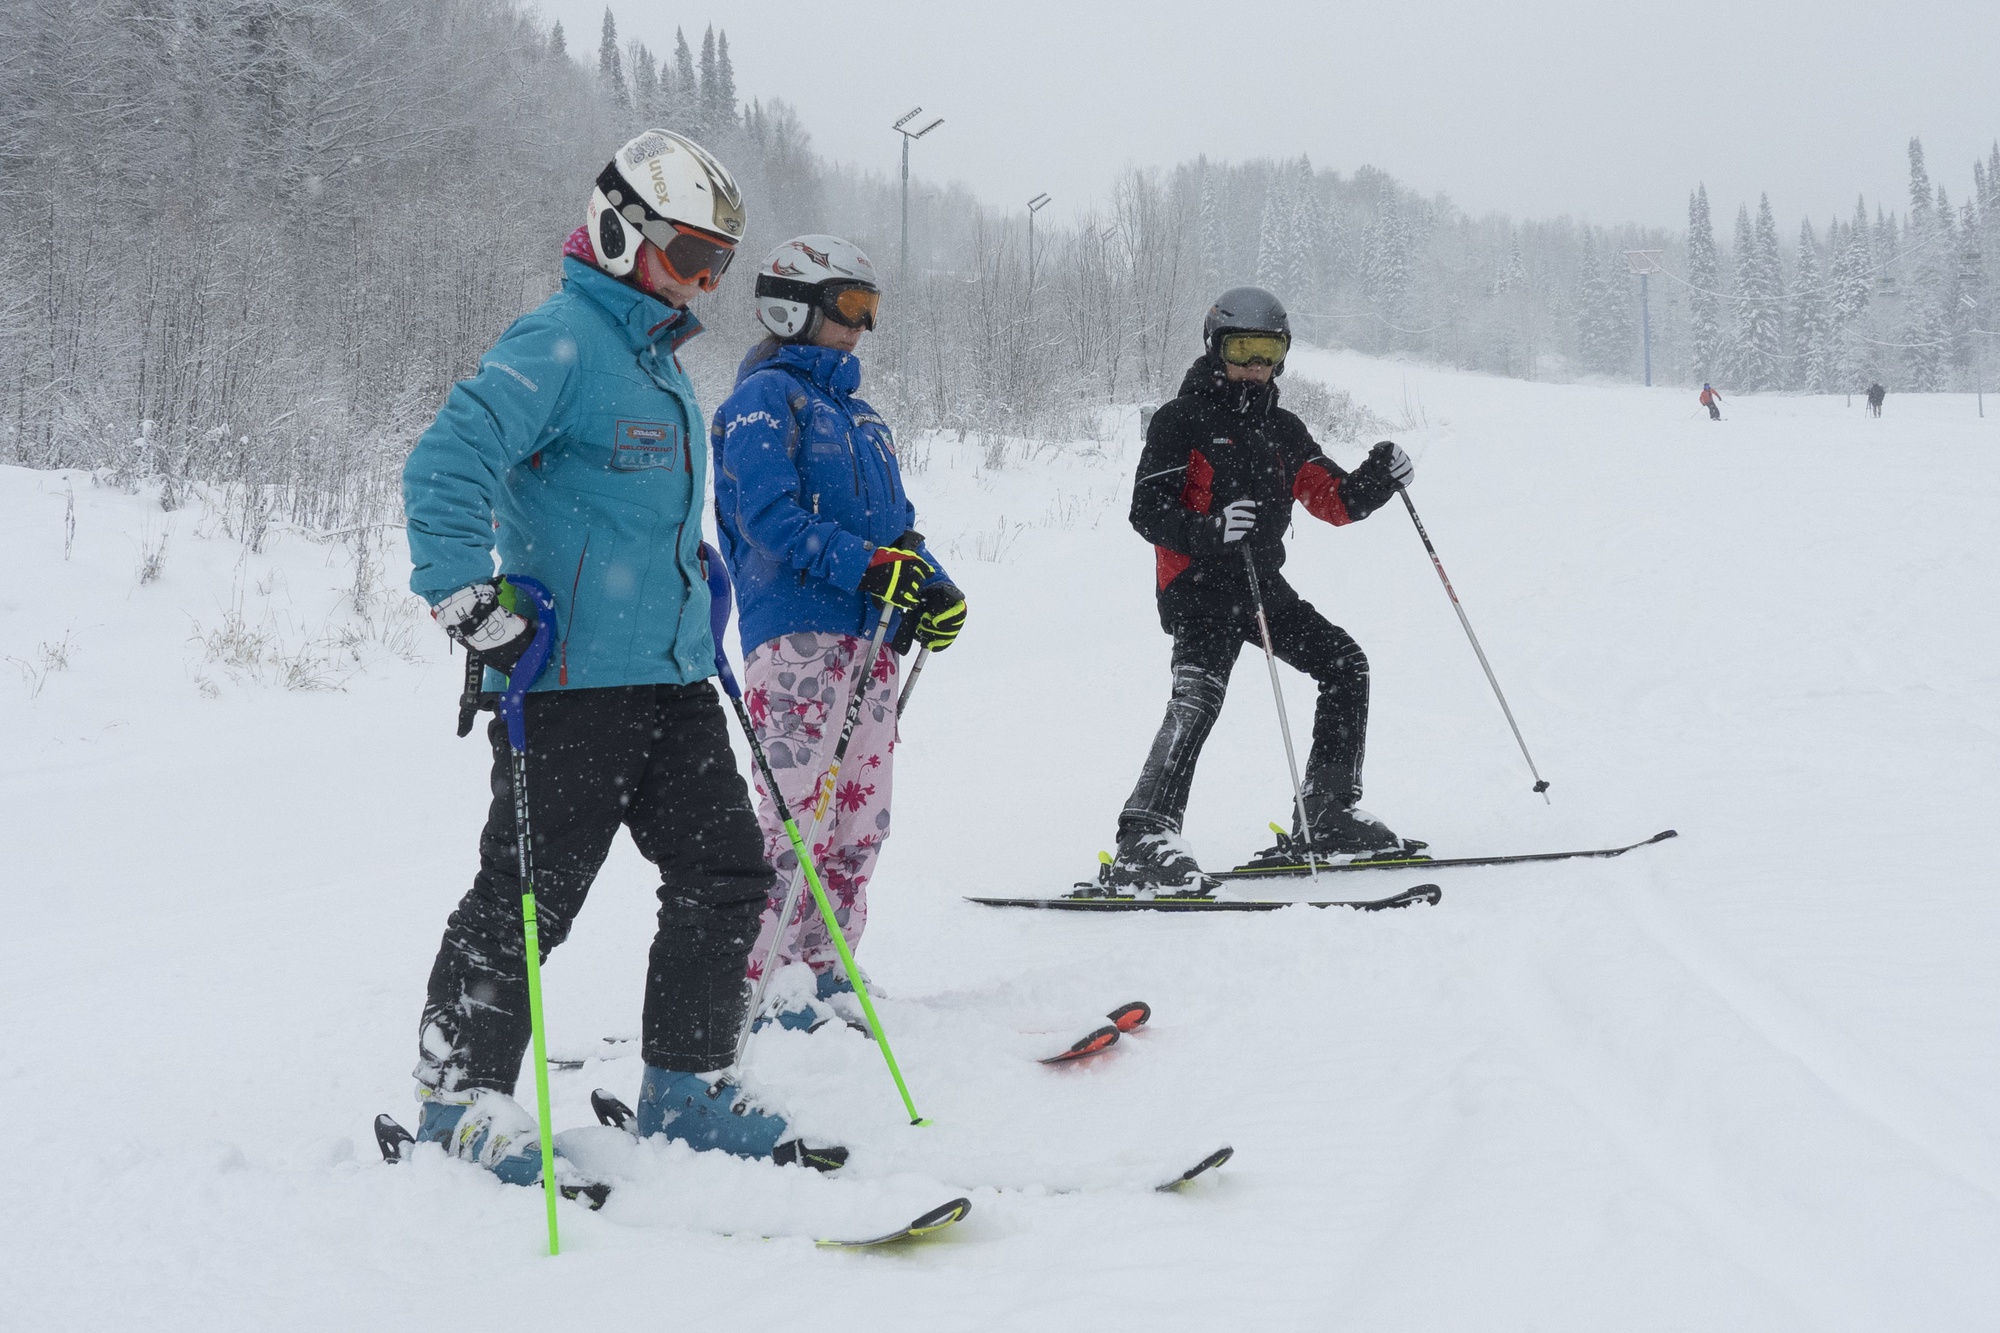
[611,419,682,470]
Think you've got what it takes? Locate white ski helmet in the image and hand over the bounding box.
[753,235,881,340]
[586,129,746,285]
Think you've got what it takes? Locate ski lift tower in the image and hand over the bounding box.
[1624,250,1664,386]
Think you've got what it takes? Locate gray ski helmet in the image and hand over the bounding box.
[1203,286,1292,356]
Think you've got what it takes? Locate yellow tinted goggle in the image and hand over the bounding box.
[1219,332,1290,366]
[824,284,881,330]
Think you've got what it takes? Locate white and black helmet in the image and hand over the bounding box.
[586,129,745,285]
[753,235,881,341]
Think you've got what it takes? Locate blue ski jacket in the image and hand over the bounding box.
[711,342,950,654]
[403,257,714,692]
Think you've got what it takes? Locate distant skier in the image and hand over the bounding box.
[1700,383,1723,420]
[1866,382,1886,417]
[399,130,834,1184]
[1096,286,1416,896]
[712,234,964,1029]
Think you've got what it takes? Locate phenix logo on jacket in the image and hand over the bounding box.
[710,341,949,654]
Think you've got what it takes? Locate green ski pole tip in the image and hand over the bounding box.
[912,1117,933,1127]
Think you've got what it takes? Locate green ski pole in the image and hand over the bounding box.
[494,577,564,1254]
[701,546,929,1125]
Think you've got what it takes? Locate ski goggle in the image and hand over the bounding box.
[646,225,736,291]
[1218,331,1290,366]
[598,165,738,291]
[821,282,881,330]
[756,275,883,331]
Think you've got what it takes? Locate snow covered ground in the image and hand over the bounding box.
[6,354,1998,1330]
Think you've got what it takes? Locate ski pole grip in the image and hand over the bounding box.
[495,576,557,755]
[698,542,743,701]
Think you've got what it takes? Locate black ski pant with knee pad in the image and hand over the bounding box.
[1120,600,1370,839]
[416,682,773,1095]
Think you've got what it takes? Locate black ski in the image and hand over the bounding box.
[970,884,1442,913]
[373,1112,611,1209]
[1158,1145,1233,1191]
[1214,828,1677,880]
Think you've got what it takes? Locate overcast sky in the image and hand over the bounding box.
[540,0,2000,233]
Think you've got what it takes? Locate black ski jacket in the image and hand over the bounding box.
[1130,355,1399,629]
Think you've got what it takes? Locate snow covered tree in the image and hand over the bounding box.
[629,42,658,120]
[597,10,626,110]
[697,27,718,132]
[1790,219,1834,391]
[1574,231,1632,376]
[1255,163,1292,293]
[1687,185,1724,382]
[1730,197,1785,389]
[713,31,738,129]
[1362,182,1412,348]
[670,29,698,126]
[549,20,566,61]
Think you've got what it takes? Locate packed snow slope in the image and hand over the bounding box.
[5,353,1998,1331]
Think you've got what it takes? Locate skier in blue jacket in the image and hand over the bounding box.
[399,131,840,1181]
[713,234,965,1031]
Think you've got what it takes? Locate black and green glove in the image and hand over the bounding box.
[858,530,933,612]
[913,581,967,651]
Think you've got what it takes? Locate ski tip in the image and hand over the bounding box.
[1651,828,1679,843]
[374,1113,415,1165]
[1040,1024,1122,1065]
[591,1088,637,1135]
[559,1181,612,1210]
[816,1196,971,1248]
[1106,1000,1152,1032]
[1157,1144,1235,1191]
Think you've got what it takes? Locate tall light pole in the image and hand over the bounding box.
[1026,192,1051,297]
[892,108,944,291]
[1624,249,1664,387]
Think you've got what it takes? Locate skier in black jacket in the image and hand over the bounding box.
[1104,286,1415,893]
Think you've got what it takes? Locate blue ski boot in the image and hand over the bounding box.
[636,1065,850,1171]
[415,1088,544,1186]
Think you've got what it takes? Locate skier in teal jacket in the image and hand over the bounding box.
[398,130,840,1183]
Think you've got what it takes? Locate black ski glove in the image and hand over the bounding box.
[913,581,967,651]
[858,530,933,612]
[1341,441,1414,517]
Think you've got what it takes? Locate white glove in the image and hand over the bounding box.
[433,581,534,669]
[1218,498,1258,544]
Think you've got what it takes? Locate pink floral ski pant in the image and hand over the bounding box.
[741,631,898,980]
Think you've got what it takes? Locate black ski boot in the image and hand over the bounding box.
[1072,828,1218,899]
[1235,805,1422,873]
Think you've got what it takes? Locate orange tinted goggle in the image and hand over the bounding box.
[1219,331,1290,366]
[823,283,881,330]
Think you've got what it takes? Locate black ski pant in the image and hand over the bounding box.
[416,682,772,1095]
[1120,600,1369,839]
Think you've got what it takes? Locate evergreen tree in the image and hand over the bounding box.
[1902,142,1951,389]
[1831,197,1875,391]
[1686,185,1723,381]
[1574,231,1631,375]
[597,9,626,110]
[1283,159,1317,307]
[1791,219,1834,391]
[1255,164,1292,292]
[698,26,719,132]
[714,31,738,128]
[549,20,566,61]
[1197,162,1224,289]
[1731,196,1785,389]
[667,28,697,127]
[1363,182,1411,347]
[629,41,658,120]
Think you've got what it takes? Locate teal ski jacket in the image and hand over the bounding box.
[403,257,714,691]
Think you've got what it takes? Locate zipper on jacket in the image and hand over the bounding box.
[560,534,590,686]
[800,494,818,586]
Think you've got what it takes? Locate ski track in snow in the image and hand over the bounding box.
[4,353,1998,1330]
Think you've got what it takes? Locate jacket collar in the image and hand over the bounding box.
[769,342,862,397]
[1178,352,1278,417]
[562,257,703,354]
